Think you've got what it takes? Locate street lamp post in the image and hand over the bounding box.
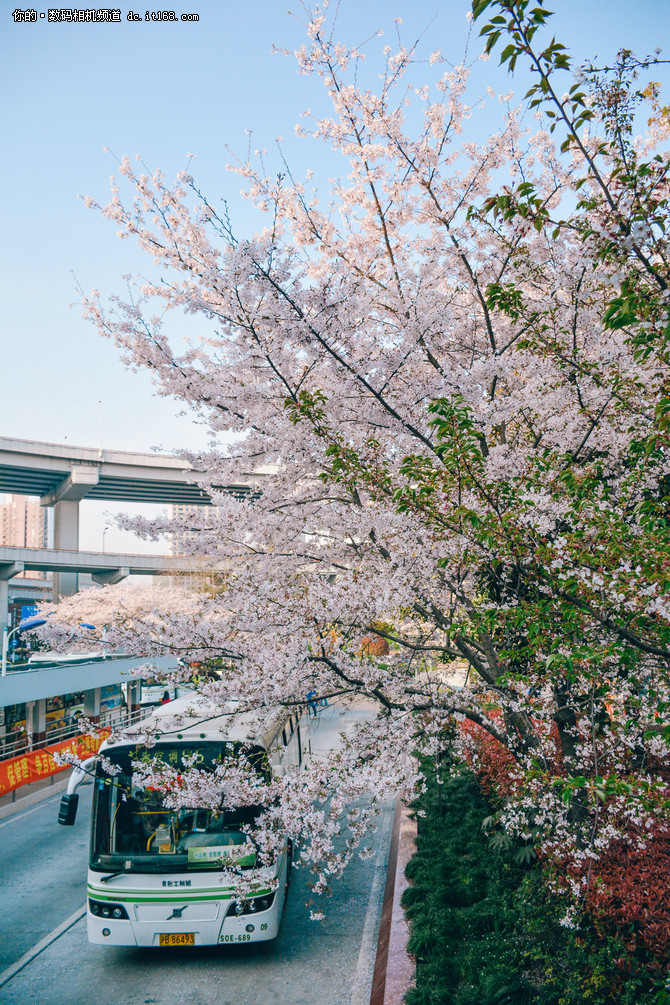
[1,617,48,677]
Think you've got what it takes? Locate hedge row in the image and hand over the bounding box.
[402,760,666,1004]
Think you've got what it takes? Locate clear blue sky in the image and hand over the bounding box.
[1,0,668,550]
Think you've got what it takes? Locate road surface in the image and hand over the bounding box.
[0,703,392,1005]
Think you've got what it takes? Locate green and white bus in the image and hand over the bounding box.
[58,696,307,948]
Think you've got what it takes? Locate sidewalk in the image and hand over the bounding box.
[372,801,416,1005]
[308,703,417,1004]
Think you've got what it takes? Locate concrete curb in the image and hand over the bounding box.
[370,800,417,1005]
[384,804,417,1004]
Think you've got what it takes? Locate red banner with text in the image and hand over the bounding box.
[0,731,110,796]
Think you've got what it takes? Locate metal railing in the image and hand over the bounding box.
[0,706,151,763]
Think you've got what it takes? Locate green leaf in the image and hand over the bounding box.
[500,43,518,65]
[472,0,493,19]
[485,30,502,53]
[514,844,536,865]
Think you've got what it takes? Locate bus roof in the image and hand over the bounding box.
[101,695,291,753]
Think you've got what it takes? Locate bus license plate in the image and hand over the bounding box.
[159,933,195,947]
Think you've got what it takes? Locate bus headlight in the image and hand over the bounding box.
[228,892,275,917]
[89,898,129,920]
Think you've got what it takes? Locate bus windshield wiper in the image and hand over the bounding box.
[99,871,125,883]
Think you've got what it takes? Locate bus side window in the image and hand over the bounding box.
[281,728,288,747]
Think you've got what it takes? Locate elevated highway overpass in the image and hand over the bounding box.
[0,436,262,608]
[0,435,260,506]
[0,544,214,587]
[0,438,252,750]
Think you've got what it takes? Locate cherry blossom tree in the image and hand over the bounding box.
[48,0,670,918]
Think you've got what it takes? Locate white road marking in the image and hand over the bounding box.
[349,801,394,1005]
[0,793,62,829]
[0,906,86,988]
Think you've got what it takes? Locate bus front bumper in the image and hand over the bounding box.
[87,902,282,947]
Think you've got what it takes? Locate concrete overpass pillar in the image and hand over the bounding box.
[0,562,25,654]
[52,499,80,598]
[0,578,7,631]
[42,465,99,601]
[92,567,129,586]
[0,579,9,634]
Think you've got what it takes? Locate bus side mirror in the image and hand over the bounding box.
[58,793,79,826]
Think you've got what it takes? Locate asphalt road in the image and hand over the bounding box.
[0,703,391,1005]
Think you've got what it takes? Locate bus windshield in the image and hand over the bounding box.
[90,742,268,874]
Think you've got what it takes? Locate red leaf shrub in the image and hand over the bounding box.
[573,820,670,966]
[460,718,670,968]
[461,718,519,798]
